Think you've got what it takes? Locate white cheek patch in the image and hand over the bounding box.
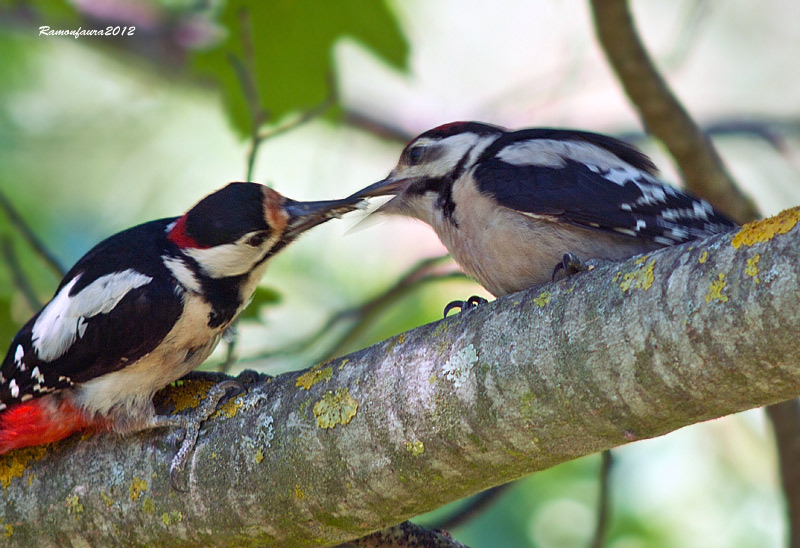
[31,269,153,362]
[183,233,279,279]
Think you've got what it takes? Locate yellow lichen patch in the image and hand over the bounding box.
[66,494,84,517]
[313,388,359,429]
[141,497,155,515]
[254,449,264,464]
[385,332,407,353]
[101,491,114,508]
[732,207,800,249]
[611,271,622,283]
[3,523,12,537]
[161,511,182,526]
[405,440,425,457]
[212,396,243,419]
[706,273,729,303]
[338,359,349,370]
[745,254,761,283]
[619,260,656,292]
[634,255,650,265]
[129,477,147,501]
[699,251,708,264]
[295,366,333,390]
[0,445,47,489]
[294,485,305,500]
[160,379,215,413]
[532,291,551,308]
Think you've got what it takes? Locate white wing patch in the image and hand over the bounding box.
[31,269,153,362]
[183,234,276,279]
[14,344,25,370]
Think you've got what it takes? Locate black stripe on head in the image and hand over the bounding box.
[184,183,270,248]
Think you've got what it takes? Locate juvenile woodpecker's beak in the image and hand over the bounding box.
[283,197,362,238]
[350,176,409,199]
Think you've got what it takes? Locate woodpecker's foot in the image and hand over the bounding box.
[443,295,489,318]
[151,380,242,491]
[552,252,593,281]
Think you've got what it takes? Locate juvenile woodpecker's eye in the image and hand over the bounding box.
[407,146,425,166]
[245,232,267,247]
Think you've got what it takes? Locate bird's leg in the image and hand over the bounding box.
[146,380,242,491]
[443,295,489,318]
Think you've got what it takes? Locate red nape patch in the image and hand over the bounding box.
[422,121,504,140]
[167,215,208,249]
[0,399,104,454]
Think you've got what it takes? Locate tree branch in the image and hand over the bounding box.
[589,0,759,223]
[2,210,800,546]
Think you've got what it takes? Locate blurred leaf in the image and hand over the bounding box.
[192,0,409,137]
[239,285,282,320]
[0,0,80,24]
[0,296,16,352]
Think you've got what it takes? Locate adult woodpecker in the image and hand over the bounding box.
[353,121,737,307]
[0,182,360,483]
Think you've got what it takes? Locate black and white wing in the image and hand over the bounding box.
[0,221,183,409]
[474,128,737,245]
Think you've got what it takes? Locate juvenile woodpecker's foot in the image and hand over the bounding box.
[150,380,242,491]
[552,252,593,281]
[443,295,489,318]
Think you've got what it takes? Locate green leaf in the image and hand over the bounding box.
[192,0,409,137]
[239,285,282,321]
[0,296,16,352]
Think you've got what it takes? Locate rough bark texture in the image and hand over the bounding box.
[1,210,799,547]
[590,0,759,224]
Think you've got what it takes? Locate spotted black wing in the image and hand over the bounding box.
[0,220,184,409]
[474,136,737,245]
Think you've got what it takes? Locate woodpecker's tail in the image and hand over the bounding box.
[0,396,99,454]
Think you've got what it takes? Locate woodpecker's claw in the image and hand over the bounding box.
[443,295,488,318]
[157,379,242,491]
[552,252,594,281]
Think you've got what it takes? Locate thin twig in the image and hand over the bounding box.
[228,9,268,182]
[590,450,614,548]
[244,255,468,364]
[1,236,42,312]
[257,89,335,142]
[432,484,511,532]
[0,188,65,276]
[342,109,414,143]
[766,401,800,548]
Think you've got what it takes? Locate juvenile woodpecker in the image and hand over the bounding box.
[354,121,737,301]
[0,182,359,481]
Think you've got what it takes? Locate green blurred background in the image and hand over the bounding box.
[1,1,799,546]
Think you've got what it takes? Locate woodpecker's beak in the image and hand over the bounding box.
[350,176,409,199]
[283,198,362,238]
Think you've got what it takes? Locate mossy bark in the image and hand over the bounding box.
[1,214,799,547]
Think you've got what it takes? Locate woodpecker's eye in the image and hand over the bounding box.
[407,146,425,166]
[245,232,268,247]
